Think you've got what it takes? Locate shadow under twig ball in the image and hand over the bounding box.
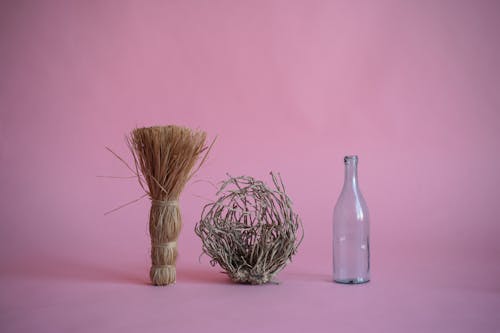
[195,173,303,285]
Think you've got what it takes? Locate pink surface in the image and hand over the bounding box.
[1,1,499,332]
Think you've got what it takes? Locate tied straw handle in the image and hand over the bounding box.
[149,199,181,285]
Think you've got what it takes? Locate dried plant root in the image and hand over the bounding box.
[195,173,303,285]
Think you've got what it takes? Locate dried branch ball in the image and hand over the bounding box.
[195,173,303,284]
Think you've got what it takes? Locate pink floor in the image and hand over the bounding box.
[1,0,499,332]
[1,249,498,332]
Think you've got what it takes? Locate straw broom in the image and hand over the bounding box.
[128,126,211,286]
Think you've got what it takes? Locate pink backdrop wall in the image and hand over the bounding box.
[1,1,499,332]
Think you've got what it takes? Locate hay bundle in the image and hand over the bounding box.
[129,126,210,286]
[195,173,303,284]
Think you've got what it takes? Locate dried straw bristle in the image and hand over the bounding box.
[195,173,303,285]
[128,125,210,286]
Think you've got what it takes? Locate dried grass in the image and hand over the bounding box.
[128,125,211,286]
[195,173,303,284]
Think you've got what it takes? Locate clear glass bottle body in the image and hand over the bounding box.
[333,155,370,284]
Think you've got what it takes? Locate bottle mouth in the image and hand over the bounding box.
[344,155,358,163]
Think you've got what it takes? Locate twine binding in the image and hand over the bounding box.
[152,264,176,269]
[151,241,177,249]
[151,200,179,207]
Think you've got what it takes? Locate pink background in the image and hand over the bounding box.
[1,1,499,332]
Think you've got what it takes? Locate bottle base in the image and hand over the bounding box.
[334,277,370,284]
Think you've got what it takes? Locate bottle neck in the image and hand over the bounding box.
[343,156,359,191]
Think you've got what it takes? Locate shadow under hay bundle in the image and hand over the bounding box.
[195,173,303,284]
[128,126,212,286]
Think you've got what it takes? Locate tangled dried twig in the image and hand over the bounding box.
[195,173,303,284]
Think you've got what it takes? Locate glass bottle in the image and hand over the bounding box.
[333,155,370,284]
